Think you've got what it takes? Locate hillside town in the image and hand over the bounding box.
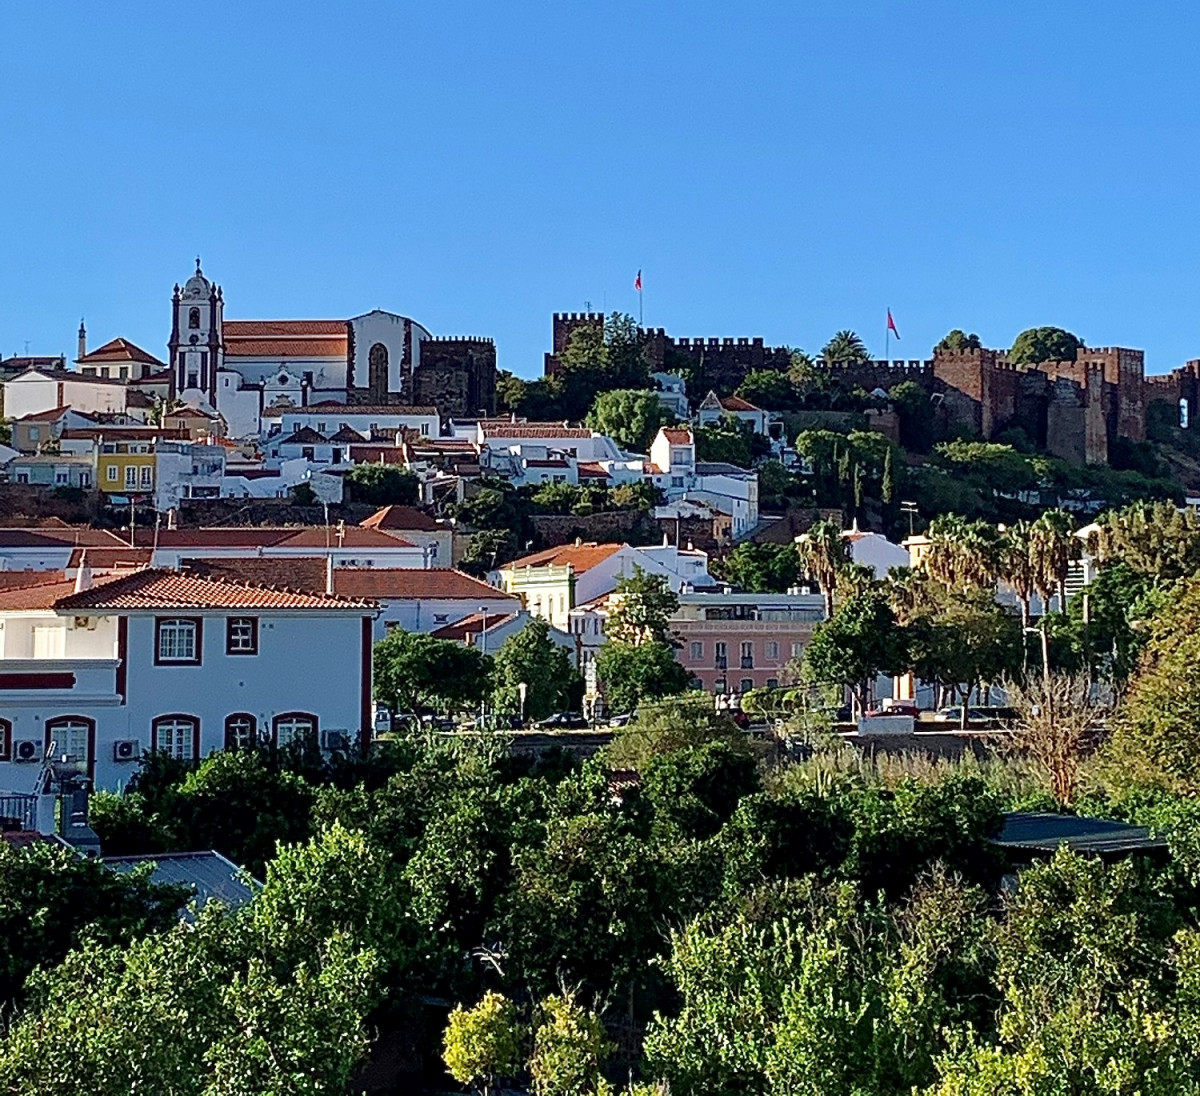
[7,264,1200,1090]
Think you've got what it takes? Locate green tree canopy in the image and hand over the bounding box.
[711,542,803,593]
[344,463,419,506]
[934,329,983,353]
[585,388,669,453]
[374,628,492,714]
[736,368,798,411]
[1008,326,1084,365]
[822,330,872,364]
[597,640,692,714]
[491,618,580,720]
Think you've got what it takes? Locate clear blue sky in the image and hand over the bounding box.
[2,2,1199,377]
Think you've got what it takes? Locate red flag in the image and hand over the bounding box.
[887,308,900,339]
[634,269,642,292]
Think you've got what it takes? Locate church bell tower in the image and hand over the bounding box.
[168,258,224,406]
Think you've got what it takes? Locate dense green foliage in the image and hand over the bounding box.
[344,462,419,506]
[585,388,670,453]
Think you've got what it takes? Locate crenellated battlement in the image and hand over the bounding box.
[426,335,495,345]
[553,312,604,323]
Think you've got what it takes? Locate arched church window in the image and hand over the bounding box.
[188,307,201,329]
[368,343,389,400]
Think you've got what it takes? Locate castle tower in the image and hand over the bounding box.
[77,319,86,361]
[167,258,224,405]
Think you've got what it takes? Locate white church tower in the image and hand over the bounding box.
[168,258,224,408]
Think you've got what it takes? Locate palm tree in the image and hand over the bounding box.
[924,516,1000,592]
[796,519,850,618]
[821,330,871,365]
[1029,509,1078,612]
[998,520,1037,630]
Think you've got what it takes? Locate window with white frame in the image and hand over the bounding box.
[274,713,316,750]
[765,641,779,661]
[46,718,90,764]
[124,466,137,488]
[153,716,197,761]
[224,714,256,751]
[156,618,199,663]
[140,465,152,488]
[226,617,258,655]
[106,466,118,482]
[791,641,804,658]
[689,641,703,660]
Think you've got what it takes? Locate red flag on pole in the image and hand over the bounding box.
[634,270,642,292]
[886,308,900,339]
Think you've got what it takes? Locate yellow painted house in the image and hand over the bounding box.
[98,439,156,496]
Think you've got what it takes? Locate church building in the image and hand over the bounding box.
[167,262,497,438]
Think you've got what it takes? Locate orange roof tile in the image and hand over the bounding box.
[224,320,347,336]
[224,338,348,357]
[661,427,694,444]
[719,394,762,412]
[332,568,515,600]
[505,542,624,572]
[480,424,592,440]
[0,575,88,610]
[430,611,517,641]
[360,505,441,532]
[273,527,417,550]
[77,338,165,367]
[67,548,154,569]
[52,569,373,612]
[576,461,611,479]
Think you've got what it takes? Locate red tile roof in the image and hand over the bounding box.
[360,505,441,532]
[430,611,516,641]
[52,569,374,612]
[223,320,347,336]
[576,461,611,479]
[67,548,154,569]
[332,568,515,600]
[77,338,165,367]
[348,446,407,465]
[0,528,126,549]
[505,542,624,572]
[300,402,439,416]
[12,406,72,423]
[719,394,762,412]
[0,571,70,592]
[0,576,85,610]
[481,424,592,440]
[224,338,348,358]
[272,527,417,550]
[661,427,694,444]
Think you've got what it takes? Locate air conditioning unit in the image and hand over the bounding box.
[113,740,140,763]
[320,729,352,753]
[13,740,40,763]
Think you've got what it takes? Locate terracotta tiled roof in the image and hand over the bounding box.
[480,424,592,439]
[299,402,439,416]
[360,505,441,532]
[576,461,611,479]
[62,427,188,442]
[276,426,327,445]
[719,394,762,412]
[0,528,124,549]
[661,427,694,444]
[165,406,218,419]
[224,338,347,357]
[272,527,417,550]
[525,458,570,468]
[77,338,165,367]
[348,446,407,464]
[505,542,624,572]
[223,320,347,337]
[332,568,515,600]
[0,576,85,610]
[53,569,374,612]
[328,425,367,443]
[12,406,72,423]
[430,611,516,641]
[130,528,290,549]
[10,367,127,386]
[181,557,328,592]
[0,571,69,592]
[67,548,154,569]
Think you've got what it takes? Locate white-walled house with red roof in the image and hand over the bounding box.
[647,426,760,539]
[697,390,770,434]
[0,568,377,797]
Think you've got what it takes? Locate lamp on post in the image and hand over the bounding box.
[518,682,527,726]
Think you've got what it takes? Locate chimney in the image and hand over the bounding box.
[74,550,93,593]
[326,554,334,596]
[77,319,86,361]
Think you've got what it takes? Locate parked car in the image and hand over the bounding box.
[608,711,638,728]
[865,702,922,718]
[536,711,589,730]
[933,706,990,724]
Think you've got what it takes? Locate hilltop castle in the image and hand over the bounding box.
[544,312,1198,465]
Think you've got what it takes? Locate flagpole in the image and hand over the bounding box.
[885,307,890,364]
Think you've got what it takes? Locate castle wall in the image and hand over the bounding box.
[415,337,497,418]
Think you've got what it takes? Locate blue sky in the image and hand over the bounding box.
[2,2,1199,377]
